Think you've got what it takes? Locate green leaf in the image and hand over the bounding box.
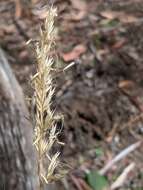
[86,171,108,190]
[106,19,119,27]
[93,34,102,49]
[101,19,119,28]
[95,148,103,157]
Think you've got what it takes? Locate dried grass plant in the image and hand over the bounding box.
[31,7,67,190]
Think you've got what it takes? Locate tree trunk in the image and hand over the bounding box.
[0,48,37,190]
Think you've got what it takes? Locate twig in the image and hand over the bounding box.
[99,141,142,175]
[71,175,83,190]
[120,112,143,131]
[13,17,29,41]
[111,162,135,190]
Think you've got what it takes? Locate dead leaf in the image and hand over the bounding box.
[73,11,87,20]
[68,0,87,20]
[19,50,28,60]
[111,38,127,50]
[68,11,86,21]
[31,0,39,4]
[95,49,109,61]
[61,44,87,62]
[0,30,4,37]
[118,80,135,89]
[70,0,87,11]
[32,8,48,19]
[1,25,15,34]
[14,0,22,18]
[100,11,138,23]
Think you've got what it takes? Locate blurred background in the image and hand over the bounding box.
[0,0,143,189]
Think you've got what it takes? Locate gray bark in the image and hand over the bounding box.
[0,48,37,190]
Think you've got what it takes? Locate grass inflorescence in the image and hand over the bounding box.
[31,7,67,190]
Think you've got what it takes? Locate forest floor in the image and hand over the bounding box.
[1,0,143,189]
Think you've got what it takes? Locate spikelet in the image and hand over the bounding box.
[31,7,67,189]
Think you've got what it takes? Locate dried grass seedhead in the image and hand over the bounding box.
[32,7,67,187]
